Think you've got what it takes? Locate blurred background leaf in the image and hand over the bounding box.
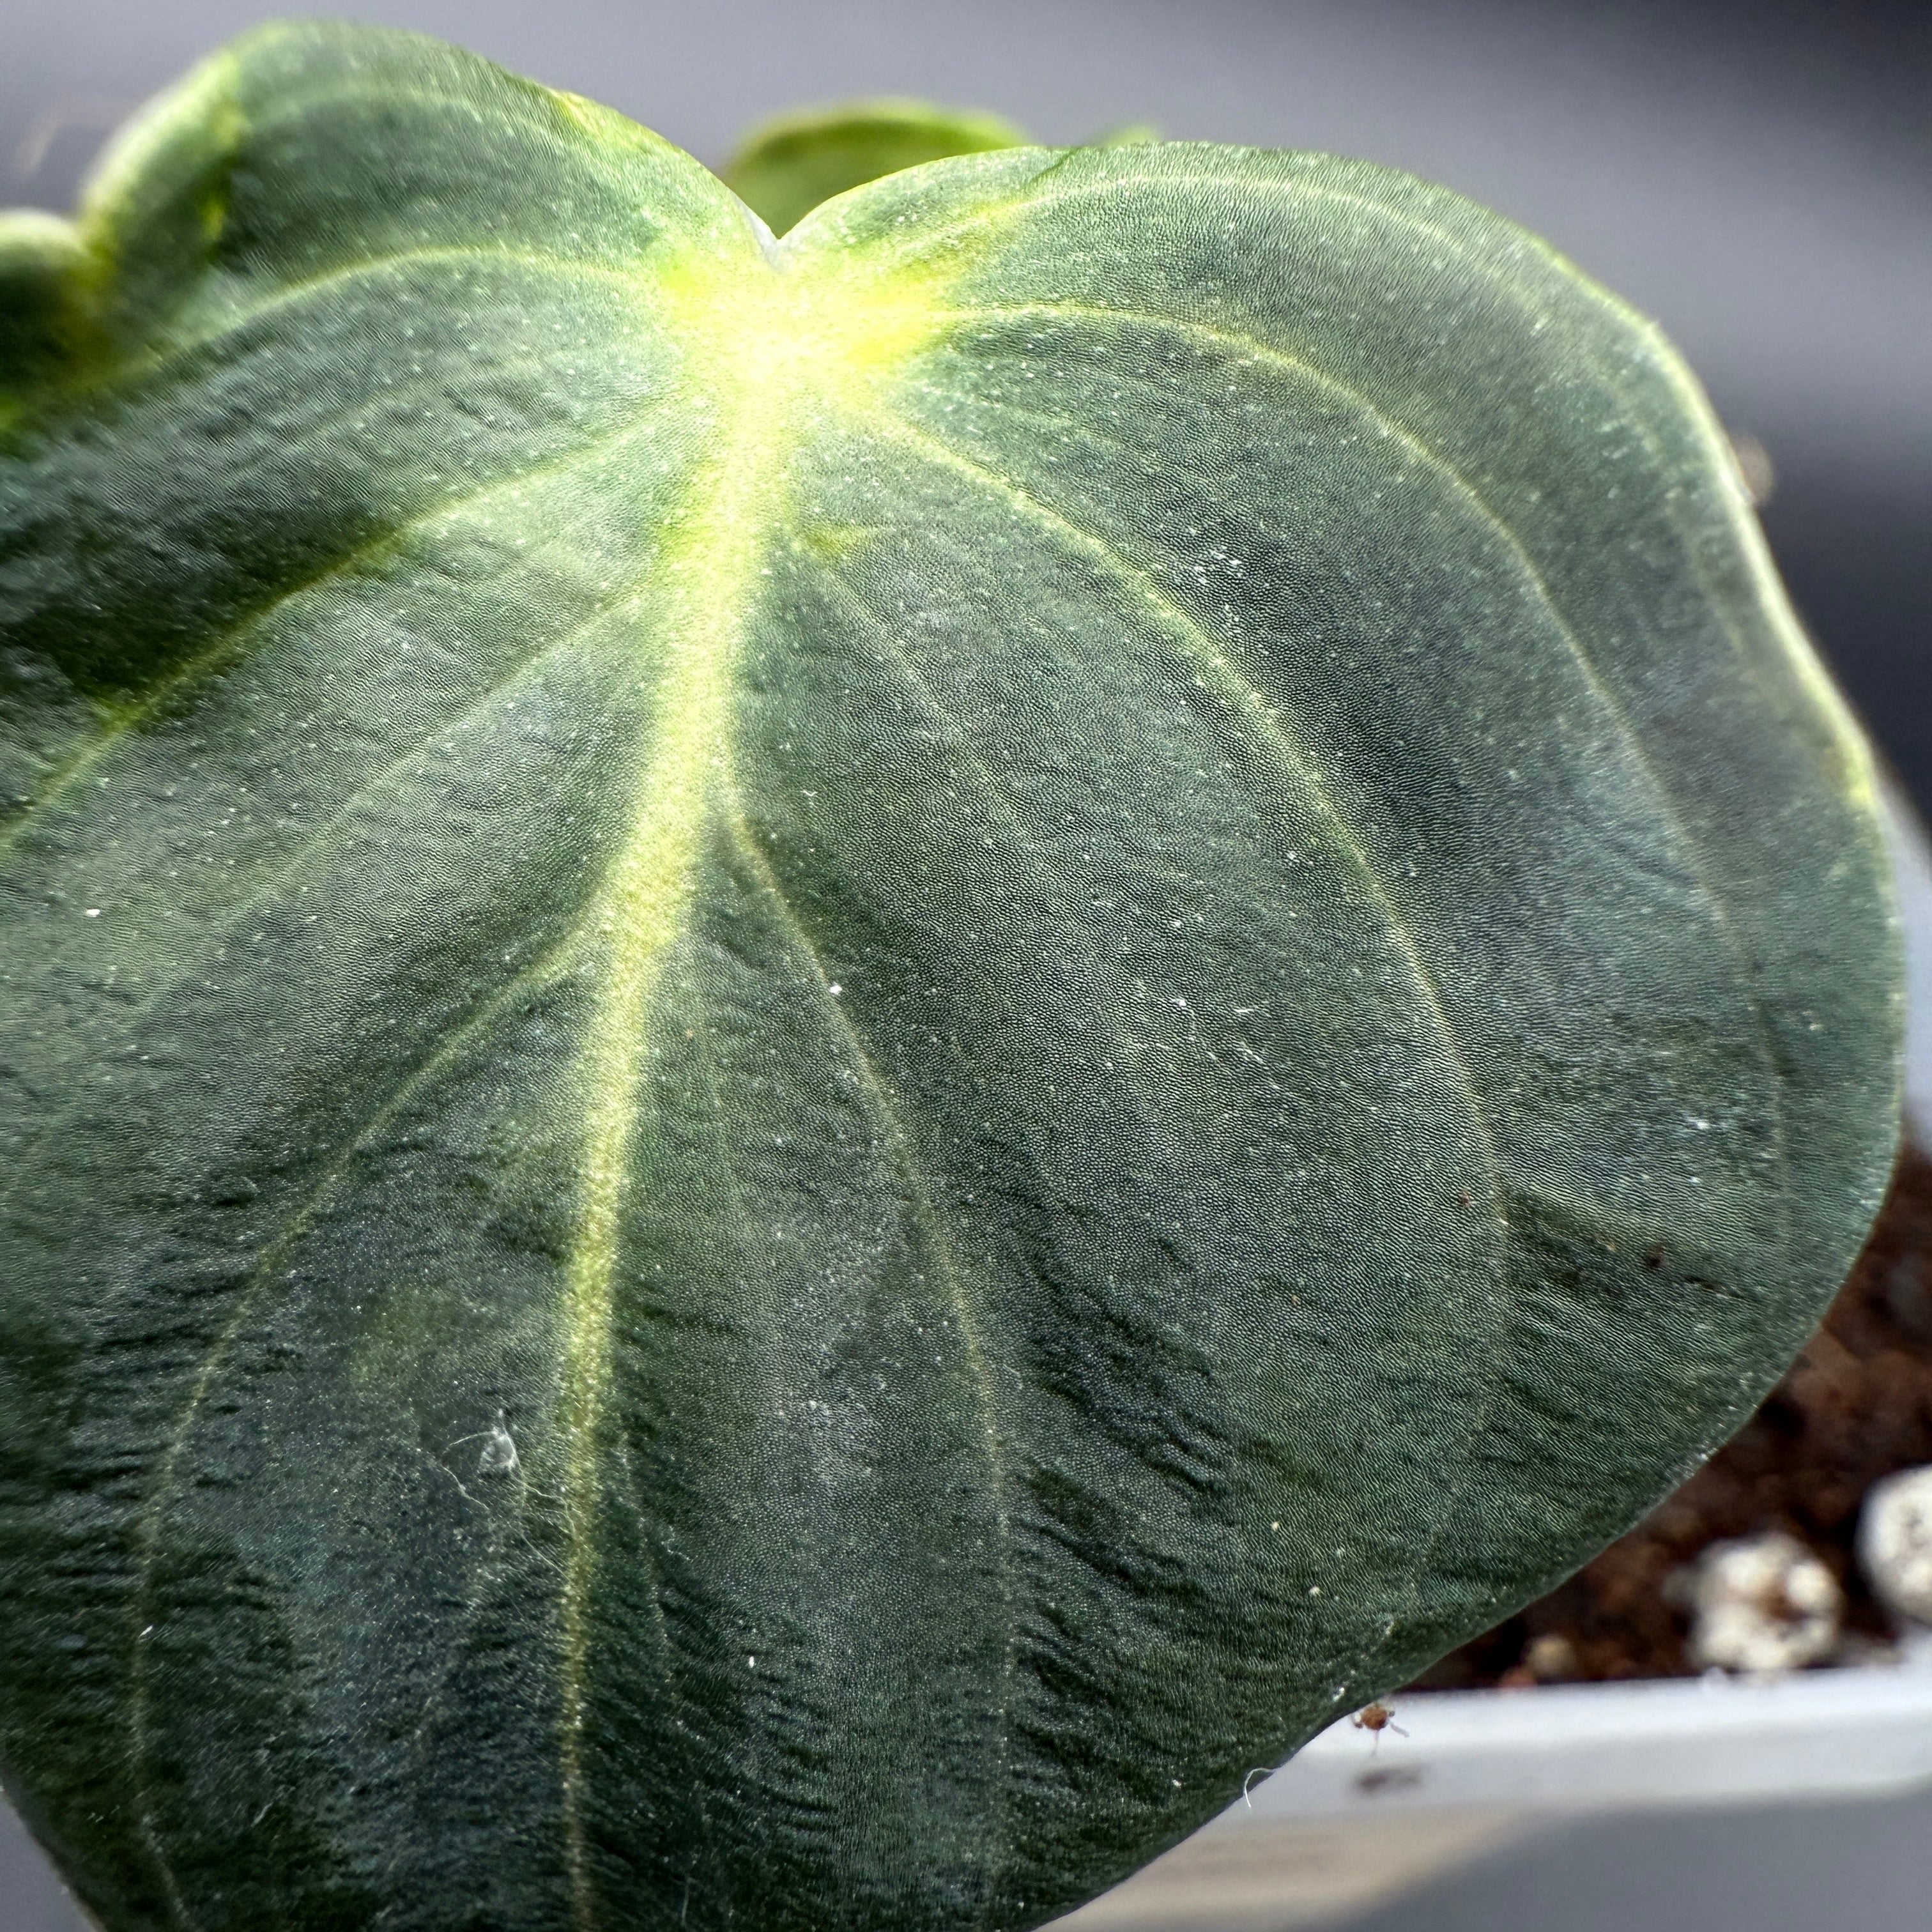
[723,97,1025,232]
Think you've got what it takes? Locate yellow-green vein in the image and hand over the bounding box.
[125,921,599,1931]
[857,405,1526,1653]
[722,788,1018,1887]
[0,581,654,1218]
[862,408,1508,1234]
[932,295,1794,1238]
[549,429,749,1931]
[548,233,964,1928]
[886,158,1872,806]
[0,406,670,864]
[83,244,649,399]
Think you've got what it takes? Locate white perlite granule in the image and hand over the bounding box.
[1683,1531,1842,1674]
[1859,1465,1932,1626]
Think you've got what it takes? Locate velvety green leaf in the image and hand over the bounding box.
[0,22,1900,1932]
[723,98,1025,234]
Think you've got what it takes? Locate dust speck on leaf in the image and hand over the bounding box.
[478,1411,519,1476]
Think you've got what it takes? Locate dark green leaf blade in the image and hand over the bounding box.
[0,23,1899,1932]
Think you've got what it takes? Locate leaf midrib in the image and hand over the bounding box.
[546,238,972,1926]
[551,341,776,1932]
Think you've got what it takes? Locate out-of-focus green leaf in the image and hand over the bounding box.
[723,96,1025,233]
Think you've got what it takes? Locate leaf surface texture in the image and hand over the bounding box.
[0,24,1899,1932]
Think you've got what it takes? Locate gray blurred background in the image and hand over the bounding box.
[3,3,1928,1928]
